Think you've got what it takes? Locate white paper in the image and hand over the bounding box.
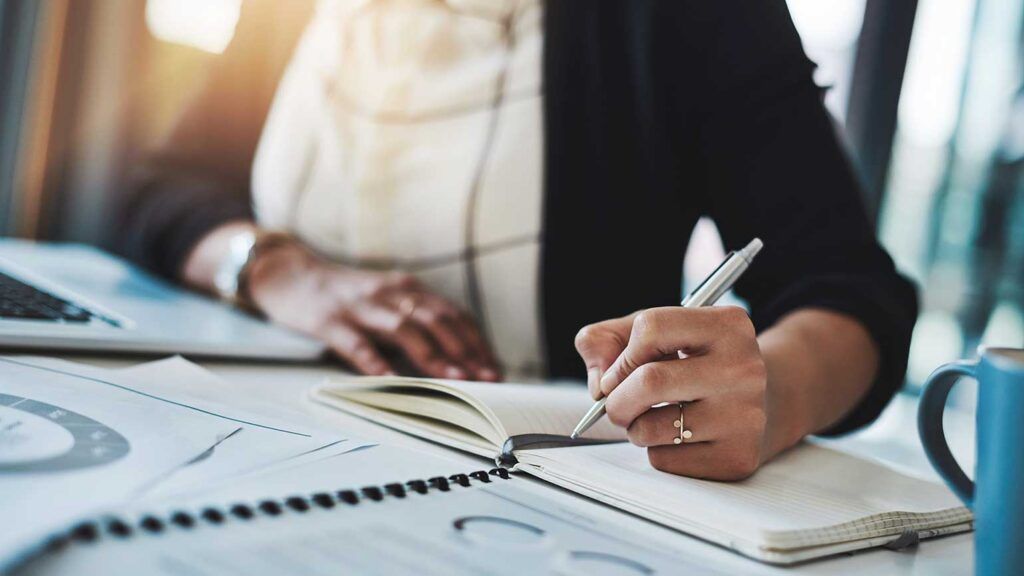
[0,357,237,561]
[18,446,731,576]
[517,441,971,561]
[93,356,366,499]
[162,444,444,508]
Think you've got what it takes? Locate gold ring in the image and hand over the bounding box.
[673,402,693,444]
[398,297,418,319]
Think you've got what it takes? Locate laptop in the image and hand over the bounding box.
[0,239,324,360]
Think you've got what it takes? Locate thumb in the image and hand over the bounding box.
[574,314,636,399]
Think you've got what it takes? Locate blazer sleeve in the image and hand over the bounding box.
[673,0,919,434]
[118,0,312,279]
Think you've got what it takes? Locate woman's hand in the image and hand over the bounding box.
[245,240,500,380]
[575,307,769,481]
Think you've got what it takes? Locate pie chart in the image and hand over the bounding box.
[0,393,130,473]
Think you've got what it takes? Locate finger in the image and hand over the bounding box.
[386,291,490,378]
[444,306,502,381]
[626,401,720,447]
[318,321,394,376]
[344,302,462,379]
[375,271,422,296]
[395,291,501,381]
[414,295,500,381]
[604,355,757,428]
[646,438,762,481]
[574,313,637,399]
[405,298,471,363]
[600,306,754,396]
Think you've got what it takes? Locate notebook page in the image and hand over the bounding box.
[316,378,624,442]
[518,442,968,552]
[337,389,504,446]
[432,381,624,441]
[311,386,496,458]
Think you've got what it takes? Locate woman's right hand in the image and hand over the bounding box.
[243,239,500,381]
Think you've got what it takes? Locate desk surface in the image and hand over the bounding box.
[61,355,975,575]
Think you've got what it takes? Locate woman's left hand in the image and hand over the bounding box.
[575,306,769,481]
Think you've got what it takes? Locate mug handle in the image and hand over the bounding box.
[917,360,976,507]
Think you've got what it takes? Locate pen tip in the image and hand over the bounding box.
[569,432,579,440]
[741,238,763,260]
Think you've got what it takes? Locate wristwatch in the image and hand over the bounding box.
[213,229,293,308]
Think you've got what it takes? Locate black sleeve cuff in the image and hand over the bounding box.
[119,175,252,280]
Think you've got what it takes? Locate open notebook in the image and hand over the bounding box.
[311,377,973,564]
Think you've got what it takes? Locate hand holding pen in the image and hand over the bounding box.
[571,239,772,481]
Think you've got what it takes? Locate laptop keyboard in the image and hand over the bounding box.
[0,271,108,324]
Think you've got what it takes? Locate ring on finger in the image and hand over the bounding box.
[672,402,693,444]
[397,296,418,320]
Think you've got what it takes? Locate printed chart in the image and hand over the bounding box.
[0,393,129,473]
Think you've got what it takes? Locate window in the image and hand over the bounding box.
[878,0,1024,398]
[145,0,242,54]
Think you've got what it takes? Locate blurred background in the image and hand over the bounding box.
[0,0,1018,399]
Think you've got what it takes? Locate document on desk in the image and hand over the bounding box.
[0,355,374,567]
[0,356,237,561]
[312,375,974,564]
[105,356,371,499]
[15,445,732,576]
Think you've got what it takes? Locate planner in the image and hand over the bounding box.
[9,466,729,576]
[311,376,974,564]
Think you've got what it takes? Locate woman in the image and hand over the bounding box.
[122,0,917,480]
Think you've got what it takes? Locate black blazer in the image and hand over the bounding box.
[122,0,918,435]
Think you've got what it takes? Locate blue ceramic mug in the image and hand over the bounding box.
[918,347,1024,576]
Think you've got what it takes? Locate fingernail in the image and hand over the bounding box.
[479,368,498,382]
[445,366,466,379]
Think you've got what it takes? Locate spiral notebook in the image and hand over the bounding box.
[311,377,974,564]
[9,466,728,576]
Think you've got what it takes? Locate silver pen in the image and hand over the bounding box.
[570,238,764,439]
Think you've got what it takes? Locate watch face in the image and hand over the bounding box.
[214,231,257,299]
[0,393,130,473]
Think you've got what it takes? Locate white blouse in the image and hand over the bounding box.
[251,0,546,379]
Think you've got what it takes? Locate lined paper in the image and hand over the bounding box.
[313,376,971,562]
[322,378,623,443]
[519,441,971,553]
[438,381,623,440]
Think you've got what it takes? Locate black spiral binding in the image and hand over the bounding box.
[38,468,512,556]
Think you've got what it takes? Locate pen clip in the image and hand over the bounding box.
[682,250,735,306]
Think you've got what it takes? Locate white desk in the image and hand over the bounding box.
[63,355,976,575]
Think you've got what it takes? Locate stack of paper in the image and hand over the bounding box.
[0,356,369,567]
